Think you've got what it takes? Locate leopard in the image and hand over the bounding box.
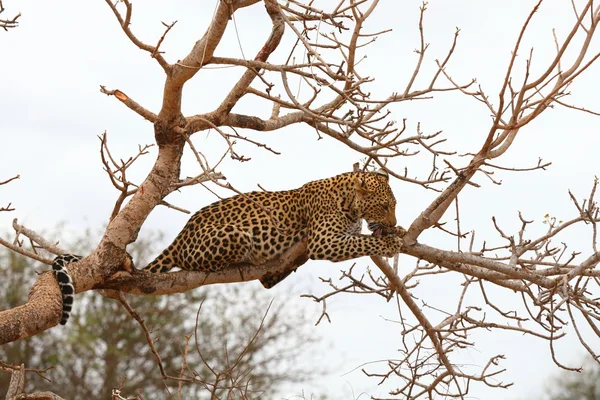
[52,169,405,324]
[51,254,81,325]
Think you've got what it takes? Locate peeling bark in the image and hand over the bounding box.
[0,273,62,345]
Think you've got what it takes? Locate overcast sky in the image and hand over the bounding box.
[2,0,600,398]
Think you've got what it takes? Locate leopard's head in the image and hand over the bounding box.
[352,169,397,233]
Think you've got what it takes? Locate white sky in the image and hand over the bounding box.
[2,0,600,399]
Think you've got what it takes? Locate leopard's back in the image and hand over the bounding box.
[145,189,308,273]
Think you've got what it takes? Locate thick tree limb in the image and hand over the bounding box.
[96,240,308,295]
[0,240,307,344]
[405,243,555,288]
[160,0,261,120]
[0,273,62,345]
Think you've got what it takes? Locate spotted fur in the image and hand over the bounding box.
[52,254,81,325]
[144,170,405,288]
[53,171,404,324]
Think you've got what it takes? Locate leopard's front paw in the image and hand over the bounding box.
[390,225,407,237]
[382,235,403,258]
[374,225,407,237]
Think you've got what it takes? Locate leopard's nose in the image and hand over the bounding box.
[387,214,397,227]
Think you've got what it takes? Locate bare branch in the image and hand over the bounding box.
[100,86,158,123]
[0,0,20,31]
[103,0,170,71]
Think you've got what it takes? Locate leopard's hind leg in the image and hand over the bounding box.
[144,224,261,273]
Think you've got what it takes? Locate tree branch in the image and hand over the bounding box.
[96,239,308,295]
[100,86,158,123]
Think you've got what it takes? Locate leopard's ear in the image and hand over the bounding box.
[354,176,374,196]
[374,168,389,181]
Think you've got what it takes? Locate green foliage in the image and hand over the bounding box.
[0,230,319,398]
[544,358,600,400]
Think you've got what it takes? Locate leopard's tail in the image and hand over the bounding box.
[143,244,178,273]
[52,254,82,325]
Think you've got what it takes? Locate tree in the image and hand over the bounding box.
[545,357,600,400]
[0,231,317,398]
[2,0,600,399]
